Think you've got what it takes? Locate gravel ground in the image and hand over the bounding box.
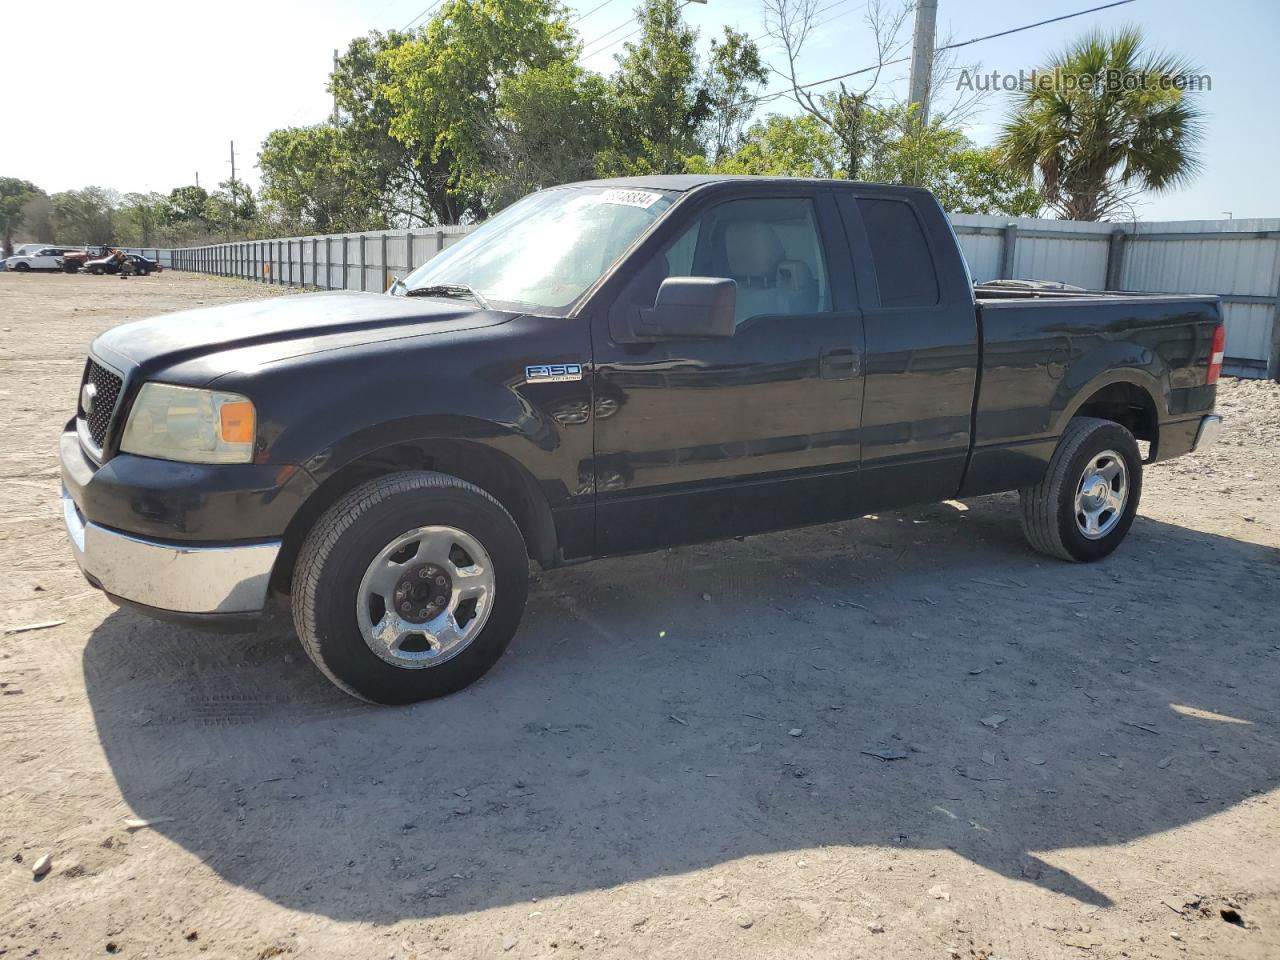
[1,271,1278,960]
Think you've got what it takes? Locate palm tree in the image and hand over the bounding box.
[996,27,1205,221]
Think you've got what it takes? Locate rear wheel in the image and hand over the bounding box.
[1019,417,1142,562]
[291,471,529,704]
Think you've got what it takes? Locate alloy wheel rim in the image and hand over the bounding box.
[356,525,495,669]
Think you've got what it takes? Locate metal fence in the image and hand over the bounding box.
[165,214,1280,379]
[950,214,1280,379]
[166,226,473,295]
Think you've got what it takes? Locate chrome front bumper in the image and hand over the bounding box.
[62,487,280,615]
[1193,414,1223,452]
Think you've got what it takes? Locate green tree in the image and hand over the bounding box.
[380,0,574,222]
[604,0,709,174]
[330,29,453,225]
[996,27,1205,220]
[258,125,387,234]
[164,185,210,226]
[1,177,43,255]
[867,112,1041,216]
[706,106,1040,217]
[486,61,612,208]
[117,192,168,246]
[50,187,119,244]
[203,179,258,237]
[703,27,768,161]
[706,114,842,178]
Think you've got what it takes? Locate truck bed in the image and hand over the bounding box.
[961,285,1222,499]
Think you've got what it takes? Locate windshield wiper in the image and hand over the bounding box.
[405,283,490,310]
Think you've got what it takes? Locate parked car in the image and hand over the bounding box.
[6,246,71,272]
[85,252,159,276]
[127,253,162,274]
[59,176,1224,704]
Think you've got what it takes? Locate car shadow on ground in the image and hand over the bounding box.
[83,494,1280,922]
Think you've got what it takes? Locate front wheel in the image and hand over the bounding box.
[1019,417,1142,562]
[291,471,529,704]
[13,262,30,272]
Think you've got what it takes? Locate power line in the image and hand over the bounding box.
[579,0,708,60]
[582,0,861,67]
[571,0,618,26]
[580,19,636,57]
[401,0,442,32]
[728,0,1138,110]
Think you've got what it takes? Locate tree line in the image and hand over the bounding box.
[1,1,1203,254]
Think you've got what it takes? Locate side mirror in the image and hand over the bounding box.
[634,277,736,340]
[387,275,407,296]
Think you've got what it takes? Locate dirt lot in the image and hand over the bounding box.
[1,271,1278,959]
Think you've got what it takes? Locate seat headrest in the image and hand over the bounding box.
[724,221,785,279]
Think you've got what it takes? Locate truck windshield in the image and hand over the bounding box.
[398,185,676,314]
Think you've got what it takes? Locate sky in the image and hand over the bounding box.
[3,0,1276,222]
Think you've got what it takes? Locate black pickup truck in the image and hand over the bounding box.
[60,176,1225,704]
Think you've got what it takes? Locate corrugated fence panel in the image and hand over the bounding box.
[953,231,1002,282]
[1016,235,1109,289]
[1220,302,1273,366]
[1121,220,1280,374]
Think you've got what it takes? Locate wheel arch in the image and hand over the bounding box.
[1054,343,1168,459]
[270,436,559,596]
[1063,376,1162,458]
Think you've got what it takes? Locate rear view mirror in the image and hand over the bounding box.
[634,277,736,340]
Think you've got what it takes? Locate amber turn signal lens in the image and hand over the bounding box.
[218,400,256,445]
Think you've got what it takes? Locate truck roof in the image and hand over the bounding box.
[571,174,924,194]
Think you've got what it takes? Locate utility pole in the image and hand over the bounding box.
[332,48,340,124]
[228,140,238,184]
[907,0,938,126]
[195,171,200,189]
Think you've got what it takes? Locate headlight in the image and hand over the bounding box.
[119,383,256,464]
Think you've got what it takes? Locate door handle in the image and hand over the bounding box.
[820,347,860,380]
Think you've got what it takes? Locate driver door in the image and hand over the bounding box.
[590,188,866,555]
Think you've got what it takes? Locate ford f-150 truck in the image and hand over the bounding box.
[60,176,1225,704]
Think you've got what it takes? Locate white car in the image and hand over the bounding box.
[6,246,71,272]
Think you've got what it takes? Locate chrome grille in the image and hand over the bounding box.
[79,358,123,449]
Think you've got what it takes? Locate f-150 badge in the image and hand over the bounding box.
[525,363,583,383]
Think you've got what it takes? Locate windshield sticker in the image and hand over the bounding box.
[598,188,663,209]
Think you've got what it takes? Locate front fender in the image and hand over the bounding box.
[217,313,595,555]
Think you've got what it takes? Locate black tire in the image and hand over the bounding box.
[14,262,30,272]
[291,471,529,704]
[1019,417,1142,562]
[63,264,79,273]
[89,266,103,275]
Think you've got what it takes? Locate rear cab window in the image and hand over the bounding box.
[852,196,940,308]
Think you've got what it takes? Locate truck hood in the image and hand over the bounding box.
[91,291,518,380]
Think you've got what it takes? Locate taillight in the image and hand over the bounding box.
[1207,324,1225,385]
